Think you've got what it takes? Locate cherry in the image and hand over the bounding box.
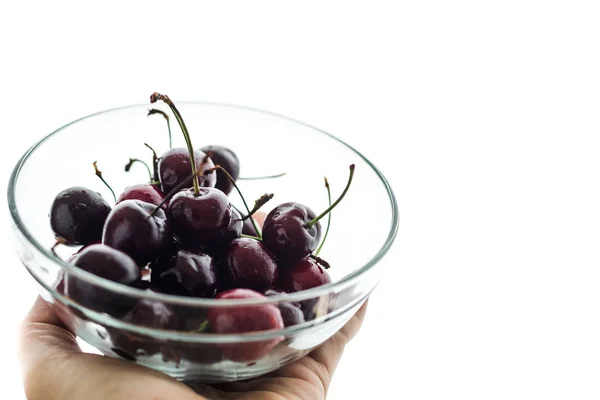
[151,249,218,298]
[65,240,102,264]
[117,184,165,207]
[158,147,216,193]
[262,164,355,262]
[282,257,332,293]
[282,257,332,322]
[278,303,305,327]
[109,298,178,358]
[122,299,178,329]
[50,187,111,245]
[200,145,240,195]
[226,238,278,291]
[102,200,171,267]
[168,187,241,247]
[208,289,284,362]
[242,217,259,236]
[66,244,140,315]
[262,203,321,262]
[263,289,305,327]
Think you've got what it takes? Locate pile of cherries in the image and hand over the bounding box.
[49,93,354,362]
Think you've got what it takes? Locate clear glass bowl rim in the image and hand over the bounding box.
[8,101,399,308]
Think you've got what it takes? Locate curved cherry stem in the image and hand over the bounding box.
[239,172,287,180]
[51,237,67,256]
[315,177,332,256]
[196,320,210,333]
[148,108,172,149]
[241,233,262,241]
[305,164,355,229]
[125,158,153,183]
[92,161,116,202]
[233,204,261,237]
[204,165,261,239]
[150,93,200,195]
[144,143,160,183]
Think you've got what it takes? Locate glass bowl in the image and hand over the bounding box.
[8,102,398,382]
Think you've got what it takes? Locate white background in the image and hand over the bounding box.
[1,1,600,399]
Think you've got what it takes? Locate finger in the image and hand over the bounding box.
[20,297,203,400]
[298,299,369,396]
[310,299,369,373]
[20,297,82,376]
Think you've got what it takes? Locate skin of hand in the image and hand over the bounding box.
[20,297,368,400]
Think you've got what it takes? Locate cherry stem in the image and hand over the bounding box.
[241,233,262,241]
[196,320,210,333]
[125,158,153,183]
[233,204,262,237]
[148,108,172,149]
[310,254,331,270]
[148,153,213,218]
[150,93,199,195]
[144,143,160,183]
[305,164,355,229]
[239,172,287,180]
[51,237,67,256]
[93,161,116,202]
[241,193,274,221]
[205,165,261,238]
[315,177,332,256]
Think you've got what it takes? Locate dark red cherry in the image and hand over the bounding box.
[242,217,259,236]
[110,298,177,358]
[278,303,305,327]
[168,187,241,247]
[283,257,332,293]
[200,145,240,195]
[151,249,218,298]
[50,187,111,245]
[117,184,165,207]
[66,244,140,315]
[282,258,332,322]
[102,200,171,267]
[226,238,278,291]
[262,203,322,262]
[208,289,284,362]
[158,148,216,193]
[122,299,178,329]
[66,240,102,264]
[263,289,305,327]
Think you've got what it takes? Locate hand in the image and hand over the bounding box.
[20,297,368,400]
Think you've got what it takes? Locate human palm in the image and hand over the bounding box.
[21,297,367,400]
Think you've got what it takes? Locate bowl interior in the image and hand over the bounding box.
[10,102,397,300]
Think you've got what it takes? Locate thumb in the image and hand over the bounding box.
[20,297,202,400]
[20,297,81,381]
